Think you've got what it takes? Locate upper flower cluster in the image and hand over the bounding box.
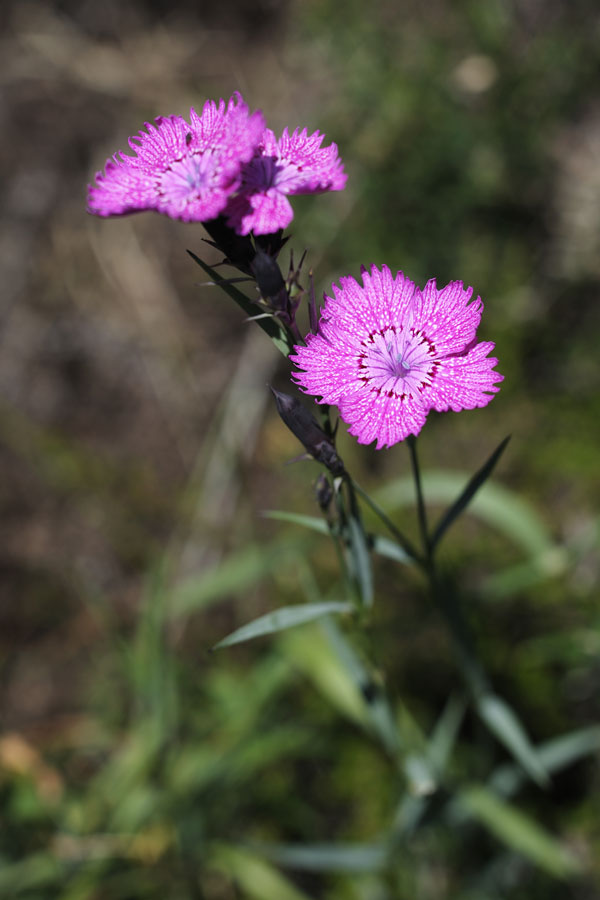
[291,265,503,449]
[87,93,346,234]
[226,127,346,235]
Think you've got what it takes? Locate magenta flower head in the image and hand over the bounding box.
[291,265,503,449]
[87,93,265,223]
[225,126,347,235]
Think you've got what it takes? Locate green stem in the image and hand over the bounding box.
[406,436,488,697]
[329,485,355,600]
[351,479,422,566]
[343,472,365,527]
[288,317,304,347]
[342,473,375,612]
[429,569,488,697]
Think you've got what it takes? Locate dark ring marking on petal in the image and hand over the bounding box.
[362,324,400,345]
[367,383,412,401]
[409,327,436,355]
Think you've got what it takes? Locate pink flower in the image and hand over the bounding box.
[225,127,347,235]
[87,93,265,223]
[291,265,503,449]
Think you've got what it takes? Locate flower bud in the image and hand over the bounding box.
[270,388,345,476]
[202,215,256,272]
[251,248,288,310]
[315,473,334,513]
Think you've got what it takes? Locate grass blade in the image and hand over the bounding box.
[477,693,549,788]
[376,471,555,559]
[459,785,580,878]
[431,435,511,551]
[254,841,389,873]
[263,512,414,567]
[347,513,374,608]
[214,602,353,649]
[490,725,600,797]
[211,845,314,900]
[371,535,414,566]
[262,510,329,535]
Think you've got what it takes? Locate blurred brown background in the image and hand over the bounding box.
[2,0,600,750]
[0,0,314,734]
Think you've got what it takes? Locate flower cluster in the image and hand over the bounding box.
[291,265,503,449]
[89,96,503,450]
[87,92,345,234]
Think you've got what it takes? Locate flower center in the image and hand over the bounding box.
[241,155,300,193]
[243,155,281,190]
[391,354,411,378]
[358,325,438,397]
[160,152,217,207]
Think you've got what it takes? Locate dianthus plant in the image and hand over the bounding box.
[89,92,560,880]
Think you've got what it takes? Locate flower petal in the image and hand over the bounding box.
[355,265,417,333]
[291,332,360,404]
[224,124,347,235]
[275,127,347,195]
[422,341,504,412]
[339,388,428,449]
[226,187,294,235]
[319,267,416,337]
[87,93,265,222]
[87,155,159,216]
[412,279,484,355]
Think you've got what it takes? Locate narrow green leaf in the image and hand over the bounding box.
[431,436,511,550]
[282,618,402,758]
[378,471,554,559]
[320,618,402,758]
[352,479,420,563]
[254,841,389,873]
[280,624,369,726]
[167,539,308,620]
[427,692,467,773]
[214,602,353,649]
[211,845,314,900]
[490,725,600,797]
[483,548,569,598]
[392,794,428,839]
[371,535,414,566]
[391,696,465,839]
[477,693,549,787]
[404,753,436,796]
[0,852,62,892]
[187,251,294,356]
[459,785,580,878]
[263,511,414,567]
[262,509,329,535]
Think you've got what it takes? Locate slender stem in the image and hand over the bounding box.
[288,318,303,346]
[342,474,375,613]
[329,485,355,600]
[407,435,430,564]
[429,569,488,697]
[343,472,360,520]
[405,436,488,695]
[351,479,423,566]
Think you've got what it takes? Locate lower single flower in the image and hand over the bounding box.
[290,264,503,449]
